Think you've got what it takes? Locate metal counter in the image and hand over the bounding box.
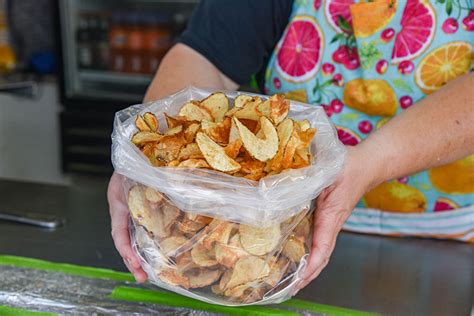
[0,178,472,315]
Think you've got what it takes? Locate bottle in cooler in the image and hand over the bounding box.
[109,12,127,72]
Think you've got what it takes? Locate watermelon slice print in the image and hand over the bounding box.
[433,197,460,212]
[276,15,324,83]
[336,126,361,146]
[325,0,354,33]
[391,0,436,64]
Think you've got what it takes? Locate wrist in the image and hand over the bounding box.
[350,138,387,192]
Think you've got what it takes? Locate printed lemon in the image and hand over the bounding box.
[415,41,472,94]
[343,79,397,116]
[350,0,397,37]
[428,155,474,194]
[363,181,426,213]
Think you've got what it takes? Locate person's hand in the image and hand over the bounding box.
[107,172,147,283]
[296,146,376,291]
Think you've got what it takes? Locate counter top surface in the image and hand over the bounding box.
[0,178,472,315]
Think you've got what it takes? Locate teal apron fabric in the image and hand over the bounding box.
[264,0,474,241]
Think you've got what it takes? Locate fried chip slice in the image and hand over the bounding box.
[196,132,240,173]
[297,119,311,132]
[219,269,233,291]
[178,101,213,122]
[164,113,184,129]
[178,143,203,160]
[230,97,263,121]
[185,212,213,225]
[243,172,266,181]
[135,115,151,132]
[159,269,190,288]
[234,94,253,108]
[267,118,294,172]
[201,117,231,144]
[224,140,242,159]
[176,252,199,276]
[240,160,266,175]
[265,257,289,287]
[184,123,201,143]
[131,131,163,146]
[178,159,210,169]
[167,160,180,167]
[225,256,270,290]
[200,92,229,122]
[234,116,278,162]
[268,94,290,125]
[177,216,207,234]
[202,220,235,251]
[191,243,218,267]
[239,223,281,256]
[161,235,188,256]
[143,112,159,131]
[215,233,249,268]
[282,235,306,262]
[292,152,310,169]
[128,186,169,238]
[154,132,187,162]
[294,215,312,238]
[145,187,164,203]
[165,125,183,136]
[187,268,222,289]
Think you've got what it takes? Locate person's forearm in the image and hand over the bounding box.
[358,73,474,188]
[144,43,238,102]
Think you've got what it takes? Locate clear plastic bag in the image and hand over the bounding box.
[111,87,346,306]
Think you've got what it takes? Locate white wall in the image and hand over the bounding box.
[0,81,70,185]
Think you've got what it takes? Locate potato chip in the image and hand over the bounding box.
[161,235,188,255]
[267,118,294,172]
[200,92,229,122]
[234,94,253,108]
[234,116,278,162]
[196,132,241,173]
[135,115,151,132]
[265,257,289,287]
[145,187,164,203]
[225,256,270,290]
[191,243,218,267]
[268,94,290,125]
[215,234,249,268]
[296,127,317,149]
[154,132,187,162]
[175,252,199,276]
[185,212,213,225]
[230,97,263,121]
[202,220,235,251]
[225,283,252,298]
[292,153,310,169]
[296,147,311,164]
[184,123,201,143]
[164,113,183,129]
[294,215,312,238]
[178,101,213,122]
[159,269,190,288]
[143,112,159,131]
[243,172,266,181]
[282,236,306,262]
[161,202,181,228]
[128,186,170,238]
[297,119,311,132]
[239,223,281,256]
[177,216,207,234]
[187,268,222,289]
[201,117,231,144]
[177,143,203,161]
[165,125,183,136]
[131,131,162,146]
[178,159,210,169]
[239,160,265,175]
[167,160,180,167]
[224,140,242,159]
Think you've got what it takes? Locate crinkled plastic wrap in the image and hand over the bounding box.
[111,87,346,306]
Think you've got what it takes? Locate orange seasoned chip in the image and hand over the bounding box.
[143,112,159,131]
[154,132,187,162]
[200,92,229,122]
[184,123,201,143]
[201,117,231,144]
[178,101,213,122]
[131,131,163,146]
[135,115,151,132]
[178,159,210,169]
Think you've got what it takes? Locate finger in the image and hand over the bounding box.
[298,212,340,289]
[123,257,147,283]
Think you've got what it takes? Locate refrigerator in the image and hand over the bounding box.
[57,0,197,174]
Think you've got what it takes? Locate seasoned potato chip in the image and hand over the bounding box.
[187,268,222,289]
[178,101,213,122]
[265,257,289,287]
[240,160,265,175]
[178,159,210,169]
[234,95,253,108]
[294,215,312,238]
[224,140,242,160]
[297,119,311,132]
[165,125,183,136]
[191,243,218,267]
[267,118,294,172]
[135,115,151,132]
[230,97,263,121]
[292,152,310,169]
[202,220,235,250]
[154,132,187,162]
[239,223,281,256]
[268,94,290,125]
[243,172,266,181]
[225,256,270,290]
[178,143,203,161]
[143,112,159,131]
[196,132,241,173]
[177,216,207,234]
[159,269,190,288]
[234,116,278,162]
[128,186,170,238]
[176,252,199,276]
[164,113,183,129]
[131,131,162,146]
[200,92,229,122]
[184,123,201,143]
[282,236,306,262]
[201,117,231,144]
[167,160,180,167]
[296,147,311,164]
[145,187,164,203]
[161,235,188,255]
[185,212,213,225]
[215,234,249,268]
[219,269,233,291]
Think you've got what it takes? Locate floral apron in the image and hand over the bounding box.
[264,0,474,241]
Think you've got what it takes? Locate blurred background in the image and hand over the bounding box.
[0,0,197,183]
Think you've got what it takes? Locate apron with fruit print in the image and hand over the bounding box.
[264,0,474,241]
